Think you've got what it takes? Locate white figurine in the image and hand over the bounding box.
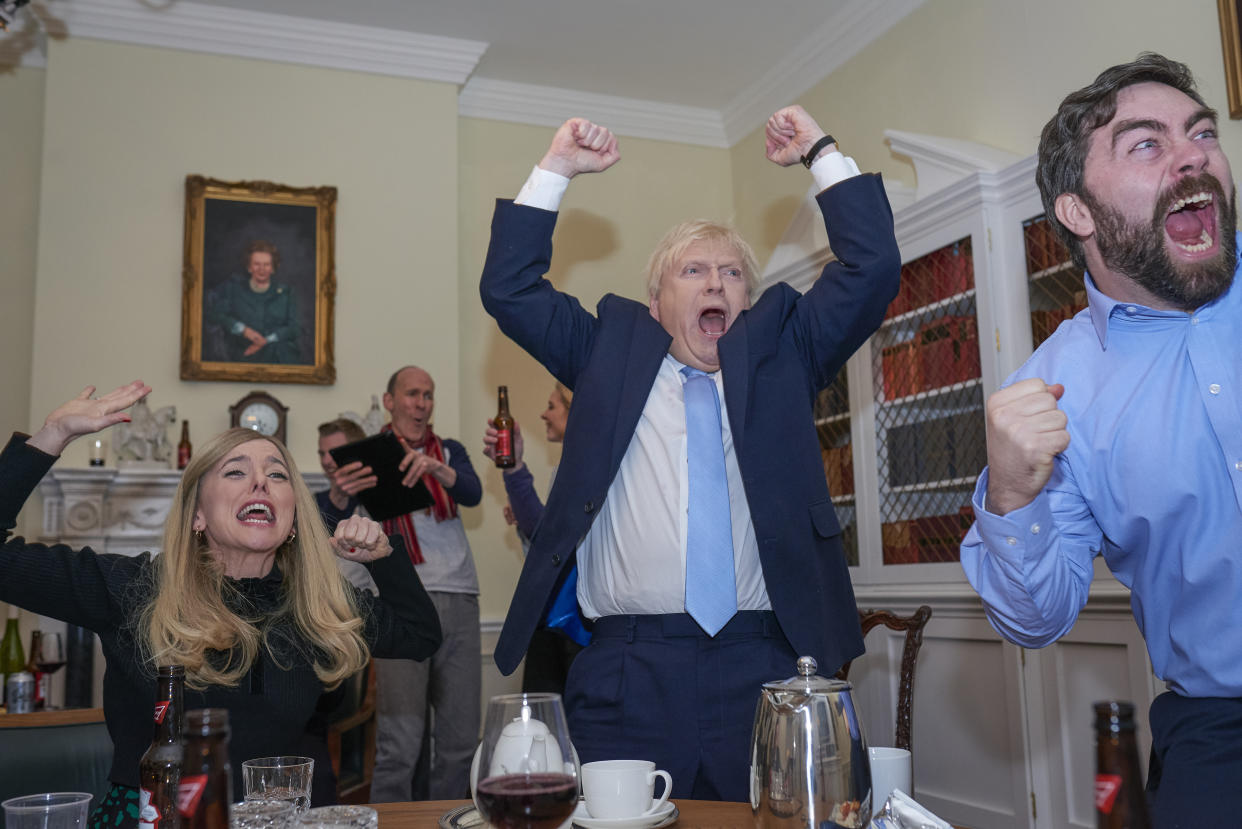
[115,399,176,466]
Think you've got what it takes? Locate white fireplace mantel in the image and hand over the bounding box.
[38,467,327,555]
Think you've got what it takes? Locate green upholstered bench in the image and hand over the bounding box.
[0,708,113,811]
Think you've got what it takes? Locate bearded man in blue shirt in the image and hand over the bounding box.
[961,53,1242,825]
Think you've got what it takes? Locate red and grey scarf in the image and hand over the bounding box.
[380,423,458,565]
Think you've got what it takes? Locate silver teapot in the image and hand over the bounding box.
[750,656,871,828]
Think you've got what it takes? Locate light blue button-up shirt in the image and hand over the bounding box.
[961,234,1242,697]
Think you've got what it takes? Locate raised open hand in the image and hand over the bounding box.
[28,380,152,456]
[538,118,621,178]
[764,105,831,167]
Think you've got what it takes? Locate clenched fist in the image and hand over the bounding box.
[538,118,620,179]
[984,377,1071,515]
[332,514,392,563]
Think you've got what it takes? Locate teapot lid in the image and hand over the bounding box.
[761,656,853,694]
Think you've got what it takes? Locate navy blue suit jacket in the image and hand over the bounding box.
[481,173,900,677]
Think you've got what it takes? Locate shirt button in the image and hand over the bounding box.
[1005,536,1018,546]
[1125,306,1137,314]
[1210,383,1221,395]
[1030,523,1041,534]
[1192,317,1200,325]
[1236,461,1242,471]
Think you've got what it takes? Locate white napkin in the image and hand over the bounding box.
[869,789,952,829]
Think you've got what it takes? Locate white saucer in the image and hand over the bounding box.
[570,800,677,829]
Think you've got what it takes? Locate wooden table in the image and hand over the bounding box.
[370,799,969,828]
[0,707,104,727]
[371,799,751,828]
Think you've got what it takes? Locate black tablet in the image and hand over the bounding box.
[328,432,435,521]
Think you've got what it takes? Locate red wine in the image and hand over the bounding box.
[36,660,66,673]
[476,773,578,829]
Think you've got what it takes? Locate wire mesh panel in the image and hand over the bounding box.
[815,371,857,566]
[870,236,985,565]
[1024,215,1087,348]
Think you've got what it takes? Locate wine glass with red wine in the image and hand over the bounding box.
[473,693,579,829]
[32,631,66,708]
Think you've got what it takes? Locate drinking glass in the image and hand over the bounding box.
[230,799,295,829]
[32,632,66,709]
[473,693,579,829]
[2,792,92,829]
[242,756,314,813]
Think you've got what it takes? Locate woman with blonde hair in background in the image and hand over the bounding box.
[0,381,441,828]
[484,382,586,693]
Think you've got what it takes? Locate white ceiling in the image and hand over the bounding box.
[3,0,924,146]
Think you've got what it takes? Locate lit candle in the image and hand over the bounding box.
[89,438,106,467]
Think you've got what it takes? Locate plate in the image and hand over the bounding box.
[570,800,678,829]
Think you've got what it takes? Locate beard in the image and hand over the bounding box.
[1082,173,1238,311]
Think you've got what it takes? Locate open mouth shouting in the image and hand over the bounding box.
[1164,190,1219,257]
[699,306,728,338]
[237,500,276,525]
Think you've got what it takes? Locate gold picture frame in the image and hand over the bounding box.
[1220,0,1242,119]
[181,175,337,384]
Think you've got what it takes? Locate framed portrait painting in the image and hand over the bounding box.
[180,175,337,384]
[1220,0,1242,119]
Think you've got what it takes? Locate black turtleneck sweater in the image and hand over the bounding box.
[0,434,442,804]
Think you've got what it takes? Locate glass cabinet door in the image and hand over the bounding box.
[815,372,857,565]
[869,236,986,566]
[1023,215,1087,348]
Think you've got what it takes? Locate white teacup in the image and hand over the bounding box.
[581,760,673,820]
[868,746,912,815]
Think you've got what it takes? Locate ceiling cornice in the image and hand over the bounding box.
[61,0,487,83]
[457,78,729,148]
[12,0,923,149]
[720,0,925,146]
[461,0,925,147]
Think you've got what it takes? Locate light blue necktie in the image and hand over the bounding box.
[681,366,737,636]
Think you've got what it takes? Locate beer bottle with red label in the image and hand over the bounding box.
[140,666,185,829]
[177,422,192,471]
[493,386,515,469]
[1093,700,1152,829]
[178,708,231,829]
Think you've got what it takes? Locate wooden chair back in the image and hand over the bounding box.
[836,605,932,753]
[326,660,377,804]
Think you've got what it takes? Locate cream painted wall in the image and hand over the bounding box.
[0,67,44,615]
[29,38,460,472]
[730,0,1242,266]
[0,67,42,446]
[457,117,734,621]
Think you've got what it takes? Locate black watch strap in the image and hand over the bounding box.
[800,134,838,169]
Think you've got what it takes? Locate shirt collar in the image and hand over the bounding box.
[1083,230,1242,349]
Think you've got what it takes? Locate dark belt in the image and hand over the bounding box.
[590,610,781,641]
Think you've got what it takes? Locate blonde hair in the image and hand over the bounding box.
[644,220,760,303]
[553,382,573,409]
[140,428,369,690]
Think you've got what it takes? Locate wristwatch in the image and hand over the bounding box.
[800,135,838,169]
